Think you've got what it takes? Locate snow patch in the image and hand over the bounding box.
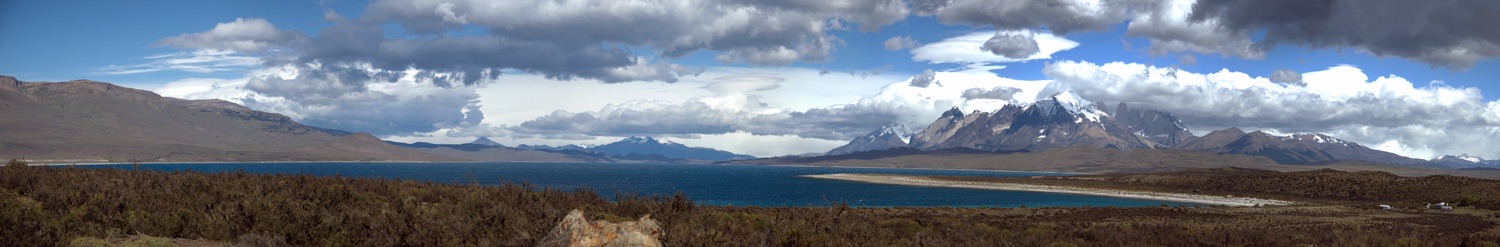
[1036,90,1105,123]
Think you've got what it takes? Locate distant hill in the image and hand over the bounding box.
[0,75,454,162]
[1432,154,1500,169]
[466,137,505,147]
[1173,129,1428,166]
[584,136,755,161]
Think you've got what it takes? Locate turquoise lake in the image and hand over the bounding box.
[82,162,1196,208]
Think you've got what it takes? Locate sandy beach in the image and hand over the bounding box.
[803,173,1293,206]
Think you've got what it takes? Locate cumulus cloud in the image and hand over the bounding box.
[912,30,1080,66]
[158,18,306,53]
[1189,0,1500,69]
[884,36,920,50]
[1043,60,1500,159]
[982,32,1041,58]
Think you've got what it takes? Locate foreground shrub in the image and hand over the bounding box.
[1,166,1497,246]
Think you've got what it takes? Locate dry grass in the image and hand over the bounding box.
[2,161,1498,246]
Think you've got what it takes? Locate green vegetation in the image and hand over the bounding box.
[3,163,1499,246]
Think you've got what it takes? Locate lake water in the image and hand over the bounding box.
[82,162,1196,208]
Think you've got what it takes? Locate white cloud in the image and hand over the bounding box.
[471,66,898,127]
[884,36,920,51]
[664,132,849,158]
[157,18,305,53]
[97,50,261,75]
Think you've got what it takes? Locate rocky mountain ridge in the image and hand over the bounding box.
[0,76,437,162]
[909,91,1162,152]
[829,91,1431,166]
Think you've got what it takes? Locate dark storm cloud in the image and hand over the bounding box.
[982,32,1041,58]
[915,0,1498,69]
[920,0,1142,34]
[1123,0,1263,59]
[1190,0,1500,69]
[356,0,908,66]
[296,23,686,84]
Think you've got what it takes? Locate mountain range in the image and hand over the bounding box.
[519,136,755,161]
[1432,154,1500,169]
[0,75,753,163]
[828,91,1435,167]
[0,74,1472,168]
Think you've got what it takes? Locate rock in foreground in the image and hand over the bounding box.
[537,209,663,247]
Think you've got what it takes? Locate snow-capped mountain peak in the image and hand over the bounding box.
[1289,133,1357,147]
[1035,90,1106,123]
[1437,154,1485,163]
[622,136,658,144]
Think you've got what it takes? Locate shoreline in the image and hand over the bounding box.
[803,173,1294,207]
[756,163,1097,175]
[26,157,1092,175]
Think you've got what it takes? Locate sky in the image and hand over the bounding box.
[2,0,1499,159]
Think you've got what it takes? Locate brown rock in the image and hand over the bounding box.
[537,209,663,247]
